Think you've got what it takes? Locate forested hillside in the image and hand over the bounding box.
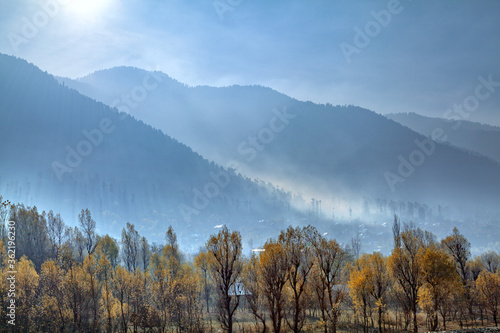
[387,112,500,163]
[58,67,500,210]
[0,54,298,250]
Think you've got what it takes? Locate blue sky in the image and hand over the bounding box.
[1,0,499,125]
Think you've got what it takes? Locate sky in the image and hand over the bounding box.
[1,0,499,126]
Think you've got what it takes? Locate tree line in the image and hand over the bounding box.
[0,199,499,332]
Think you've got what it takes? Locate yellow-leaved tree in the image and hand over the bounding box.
[418,246,460,331]
[476,270,500,327]
[348,252,390,333]
[348,255,373,331]
[17,256,40,331]
[241,254,267,333]
[387,227,426,333]
[39,259,68,331]
[113,265,132,332]
[311,236,346,333]
[194,249,214,313]
[259,239,289,333]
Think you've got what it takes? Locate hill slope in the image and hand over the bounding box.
[386,112,500,163]
[0,54,296,251]
[59,68,500,214]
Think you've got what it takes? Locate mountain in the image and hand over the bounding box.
[0,54,300,252]
[2,55,499,254]
[58,68,500,215]
[386,112,500,163]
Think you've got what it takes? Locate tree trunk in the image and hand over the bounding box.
[413,306,418,333]
[441,311,447,331]
[378,306,383,333]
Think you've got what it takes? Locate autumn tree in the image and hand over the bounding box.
[0,240,8,330]
[259,240,289,333]
[279,226,315,333]
[96,235,120,269]
[311,236,346,333]
[419,246,460,331]
[165,225,183,265]
[441,227,473,323]
[39,260,68,331]
[83,254,101,332]
[64,262,86,330]
[442,227,470,283]
[129,268,150,332]
[150,252,172,331]
[113,265,132,332]
[170,264,204,332]
[468,257,484,281]
[437,282,463,331]
[242,254,267,333]
[476,271,500,326]
[370,252,390,332]
[388,227,426,333]
[348,255,375,332]
[194,249,214,313]
[206,226,243,333]
[97,253,116,333]
[348,252,390,333]
[16,256,40,331]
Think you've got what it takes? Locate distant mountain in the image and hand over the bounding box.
[386,112,500,163]
[2,55,499,254]
[58,68,500,214]
[0,54,298,251]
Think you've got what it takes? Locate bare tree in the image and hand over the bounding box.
[165,225,182,263]
[121,222,140,272]
[73,226,86,264]
[242,255,267,333]
[279,226,314,333]
[78,208,97,255]
[392,214,401,249]
[206,226,243,333]
[140,236,151,271]
[351,234,361,260]
[311,235,346,333]
[479,251,500,274]
[10,204,49,269]
[47,210,67,259]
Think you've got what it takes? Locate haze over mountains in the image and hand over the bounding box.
[0,54,298,251]
[59,66,500,209]
[386,112,500,164]
[1,54,499,253]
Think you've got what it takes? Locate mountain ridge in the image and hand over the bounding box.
[2,54,499,253]
[0,53,299,251]
[56,66,500,210]
[386,112,500,163]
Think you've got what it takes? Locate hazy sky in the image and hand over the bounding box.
[1,0,499,125]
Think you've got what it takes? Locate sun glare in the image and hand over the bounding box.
[64,0,114,20]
